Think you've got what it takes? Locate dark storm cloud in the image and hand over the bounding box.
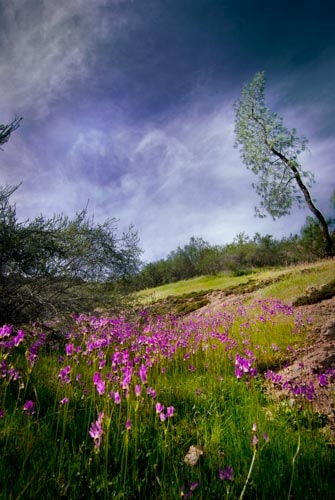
[0,0,334,261]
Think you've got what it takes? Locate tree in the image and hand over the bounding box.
[0,184,142,325]
[0,117,22,149]
[234,71,333,257]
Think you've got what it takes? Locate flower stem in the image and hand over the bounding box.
[239,447,257,500]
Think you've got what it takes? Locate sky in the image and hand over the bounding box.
[0,0,334,263]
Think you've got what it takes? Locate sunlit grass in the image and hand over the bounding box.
[137,259,335,304]
[253,259,335,303]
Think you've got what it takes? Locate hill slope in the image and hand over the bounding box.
[139,259,335,432]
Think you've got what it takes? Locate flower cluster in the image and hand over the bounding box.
[235,353,258,379]
[155,402,175,421]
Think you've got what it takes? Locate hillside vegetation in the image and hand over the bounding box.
[1,258,335,499]
[138,259,335,316]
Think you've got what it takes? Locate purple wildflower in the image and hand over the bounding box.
[58,365,71,384]
[114,391,121,404]
[219,466,234,481]
[318,373,328,387]
[138,364,147,384]
[166,406,175,418]
[65,343,74,356]
[155,402,164,414]
[89,412,104,448]
[23,400,35,415]
[147,387,156,398]
[13,330,24,346]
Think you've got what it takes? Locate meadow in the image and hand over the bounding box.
[1,261,335,499]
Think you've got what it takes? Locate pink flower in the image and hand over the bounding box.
[138,364,147,384]
[155,402,164,414]
[166,406,175,418]
[65,343,74,356]
[89,412,104,448]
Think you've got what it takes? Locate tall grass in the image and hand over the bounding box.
[0,298,334,499]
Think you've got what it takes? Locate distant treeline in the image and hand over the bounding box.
[133,217,335,290]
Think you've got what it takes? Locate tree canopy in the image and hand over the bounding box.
[0,185,142,325]
[234,72,333,256]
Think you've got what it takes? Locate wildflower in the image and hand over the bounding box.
[114,391,121,404]
[135,384,141,397]
[121,367,133,390]
[138,364,147,384]
[263,432,269,442]
[318,373,328,387]
[219,466,234,481]
[125,419,131,430]
[159,412,166,422]
[99,359,106,370]
[58,365,71,384]
[93,372,106,395]
[155,402,164,414]
[147,387,156,398]
[96,379,106,395]
[0,408,5,418]
[166,406,175,418]
[60,397,69,405]
[13,330,24,346]
[89,412,104,449]
[65,343,74,356]
[252,435,259,447]
[23,400,35,415]
[190,482,199,491]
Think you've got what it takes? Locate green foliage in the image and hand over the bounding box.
[234,71,333,256]
[0,184,142,325]
[234,72,311,219]
[134,230,328,292]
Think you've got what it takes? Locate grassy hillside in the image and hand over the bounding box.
[138,259,335,309]
[1,258,334,498]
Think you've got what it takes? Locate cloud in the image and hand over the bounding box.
[1,1,333,263]
[0,0,131,119]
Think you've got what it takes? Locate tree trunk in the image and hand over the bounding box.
[271,147,333,257]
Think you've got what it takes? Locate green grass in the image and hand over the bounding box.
[137,272,253,301]
[138,259,335,306]
[253,260,335,303]
[1,259,335,499]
